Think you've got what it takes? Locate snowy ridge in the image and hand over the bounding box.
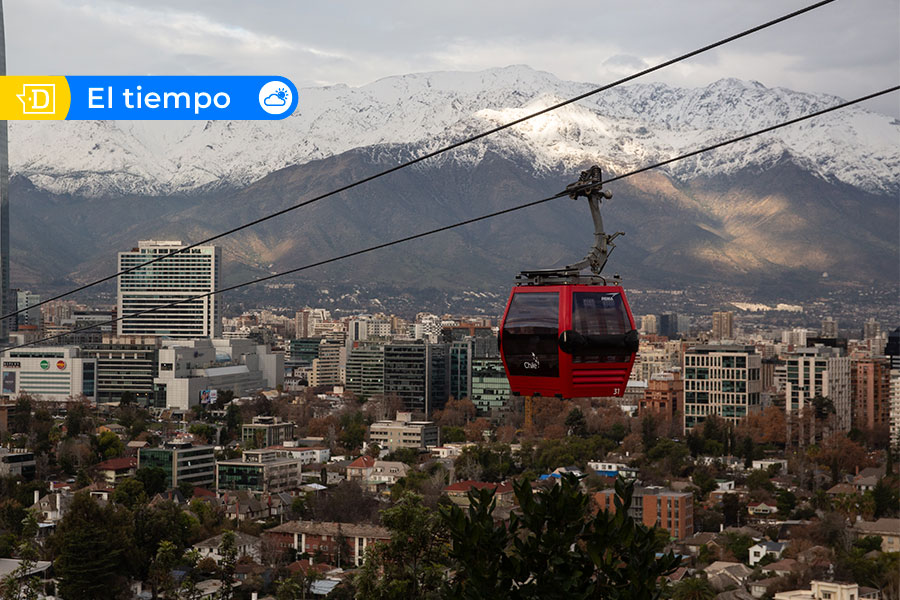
[9,66,899,197]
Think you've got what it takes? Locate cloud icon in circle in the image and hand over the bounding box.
[264,93,287,106]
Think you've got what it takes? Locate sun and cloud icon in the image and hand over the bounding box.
[258,81,294,115]
[263,87,289,106]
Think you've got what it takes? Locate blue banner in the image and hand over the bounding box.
[62,75,298,120]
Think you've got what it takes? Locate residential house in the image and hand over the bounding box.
[704,561,753,592]
[749,541,787,565]
[345,455,375,484]
[31,489,73,524]
[853,518,900,553]
[762,558,800,578]
[95,457,137,486]
[747,501,779,517]
[193,531,261,563]
[264,521,391,567]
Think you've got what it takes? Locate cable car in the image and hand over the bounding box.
[499,166,639,399]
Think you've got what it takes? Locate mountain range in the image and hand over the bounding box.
[7,66,899,298]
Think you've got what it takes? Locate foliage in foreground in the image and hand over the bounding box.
[440,475,679,600]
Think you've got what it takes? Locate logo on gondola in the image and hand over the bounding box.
[523,353,541,370]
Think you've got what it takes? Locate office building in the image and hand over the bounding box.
[470,357,511,415]
[154,338,283,410]
[242,416,295,448]
[81,335,160,405]
[288,338,321,365]
[449,339,473,401]
[345,345,384,398]
[595,486,693,539]
[368,411,439,452]
[682,345,761,431]
[216,449,301,494]
[117,240,221,338]
[383,343,427,414]
[426,343,450,414]
[10,290,40,333]
[138,442,216,489]
[711,311,734,341]
[0,448,35,479]
[0,346,97,402]
[785,347,852,433]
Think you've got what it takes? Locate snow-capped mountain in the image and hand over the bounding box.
[9,66,899,197]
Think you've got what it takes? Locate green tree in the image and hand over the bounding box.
[565,408,587,437]
[672,576,716,600]
[691,468,717,499]
[441,475,679,599]
[355,492,448,599]
[93,430,125,460]
[776,490,797,517]
[722,532,754,563]
[218,530,238,600]
[0,511,41,600]
[53,493,132,599]
[12,395,32,435]
[136,466,168,496]
[112,478,147,509]
[149,539,180,599]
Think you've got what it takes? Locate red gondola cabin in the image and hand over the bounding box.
[499,284,638,399]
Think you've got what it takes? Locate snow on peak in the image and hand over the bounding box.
[8,66,899,196]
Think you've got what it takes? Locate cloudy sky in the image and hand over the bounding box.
[5,0,899,116]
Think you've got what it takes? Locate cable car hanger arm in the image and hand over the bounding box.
[517,165,623,285]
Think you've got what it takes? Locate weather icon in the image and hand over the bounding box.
[259,81,294,115]
[264,88,289,106]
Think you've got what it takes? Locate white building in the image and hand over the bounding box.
[785,347,852,432]
[117,240,221,339]
[154,338,283,410]
[0,346,97,402]
[890,369,900,450]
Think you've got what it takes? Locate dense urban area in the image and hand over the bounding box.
[0,239,894,599]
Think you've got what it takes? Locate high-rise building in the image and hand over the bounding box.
[851,357,891,431]
[711,311,734,341]
[310,340,345,387]
[345,345,384,398]
[0,6,9,346]
[14,290,40,332]
[821,317,838,338]
[889,369,900,451]
[785,347,852,433]
[682,345,761,431]
[640,315,658,335]
[449,339,473,401]
[885,328,900,370]
[864,318,882,342]
[117,240,221,338]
